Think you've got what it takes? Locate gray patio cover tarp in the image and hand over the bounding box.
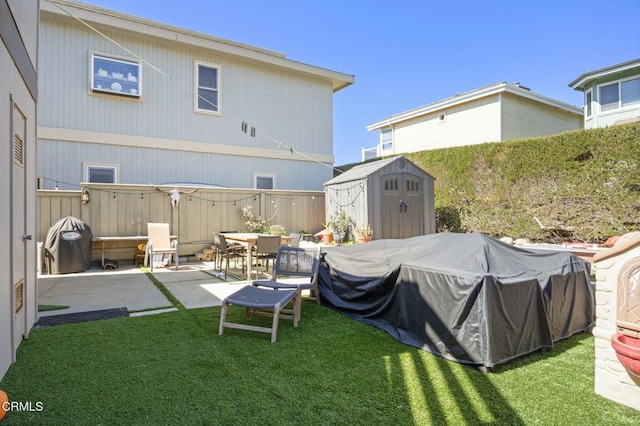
[318,233,593,368]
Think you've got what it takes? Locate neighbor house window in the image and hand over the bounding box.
[381,128,393,151]
[585,90,592,117]
[599,77,640,112]
[254,174,275,190]
[91,53,141,97]
[85,164,118,184]
[195,61,220,114]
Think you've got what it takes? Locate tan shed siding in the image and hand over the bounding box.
[38,15,333,157]
[393,96,501,153]
[501,93,582,140]
[1,0,39,380]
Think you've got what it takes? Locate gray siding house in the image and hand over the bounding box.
[1,0,39,381]
[363,82,583,160]
[38,0,354,191]
[569,58,640,129]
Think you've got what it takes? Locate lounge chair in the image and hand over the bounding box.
[145,223,178,272]
[218,246,320,343]
[218,246,321,342]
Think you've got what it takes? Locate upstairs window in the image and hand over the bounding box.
[91,53,141,97]
[599,77,640,112]
[195,61,220,114]
[381,128,393,151]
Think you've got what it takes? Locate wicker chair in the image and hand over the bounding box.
[251,235,281,279]
[213,233,246,279]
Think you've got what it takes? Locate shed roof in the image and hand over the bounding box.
[325,156,433,186]
[42,0,354,92]
[367,82,582,131]
[568,58,640,91]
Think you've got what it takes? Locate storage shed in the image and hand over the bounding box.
[324,156,435,239]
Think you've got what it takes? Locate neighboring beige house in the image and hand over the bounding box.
[363,82,583,160]
[569,58,640,129]
[1,0,39,381]
[38,0,353,191]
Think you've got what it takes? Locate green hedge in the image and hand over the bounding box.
[341,122,640,243]
[407,122,640,242]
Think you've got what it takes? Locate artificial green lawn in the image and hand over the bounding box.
[1,303,639,425]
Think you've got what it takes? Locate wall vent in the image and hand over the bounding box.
[15,280,24,314]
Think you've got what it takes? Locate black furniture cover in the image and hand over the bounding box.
[44,216,93,274]
[318,233,593,368]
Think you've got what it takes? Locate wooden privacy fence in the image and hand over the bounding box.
[38,184,325,263]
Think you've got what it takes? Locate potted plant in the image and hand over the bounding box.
[268,224,287,236]
[354,223,373,243]
[240,205,267,233]
[326,211,352,244]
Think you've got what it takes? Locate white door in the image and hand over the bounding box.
[381,173,424,239]
[11,101,27,348]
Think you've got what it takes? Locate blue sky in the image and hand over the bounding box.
[79,0,639,165]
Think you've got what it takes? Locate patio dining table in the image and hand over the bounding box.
[222,233,293,279]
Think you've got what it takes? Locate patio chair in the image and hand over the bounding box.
[251,246,322,318]
[218,246,321,342]
[288,232,302,247]
[145,223,178,272]
[251,235,281,279]
[213,233,246,279]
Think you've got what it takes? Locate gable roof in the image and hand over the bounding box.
[367,82,581,131]
[325,156,433,186]
[42,0,354,92]
[568,58,640,91]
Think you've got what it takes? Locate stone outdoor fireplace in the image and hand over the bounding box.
[592,232,640,411]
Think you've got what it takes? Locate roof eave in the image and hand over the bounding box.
[43,0,354,90]
[568,58,640,91]
[367,83,581,131]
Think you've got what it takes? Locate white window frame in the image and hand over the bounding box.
[253,173,276,190]
[381,127,393,151]
[194,60,221,115]
[84,163,119,184]
[598,76,640,113]
[585,89,592,118]
[90,52,141,98]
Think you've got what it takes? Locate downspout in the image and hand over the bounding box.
[498,93,503,141]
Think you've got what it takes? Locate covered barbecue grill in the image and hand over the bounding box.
[43,216,93,274]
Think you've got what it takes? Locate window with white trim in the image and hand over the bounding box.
[585,89,592,117]
[195,61,220,114]
[599,77,640,112]
[91,53,141,97]
[85,164,118,184]
[254,174,275,190]
[381,128,393,151]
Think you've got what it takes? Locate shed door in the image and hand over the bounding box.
[11,100,27,348]
[381,173,424,239]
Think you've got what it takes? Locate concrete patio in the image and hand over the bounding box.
[37,261,252,318]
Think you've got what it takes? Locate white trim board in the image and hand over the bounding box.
[38,127,334,163]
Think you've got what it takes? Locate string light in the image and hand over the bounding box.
[140,193,144,201]
[113,192,116,199]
